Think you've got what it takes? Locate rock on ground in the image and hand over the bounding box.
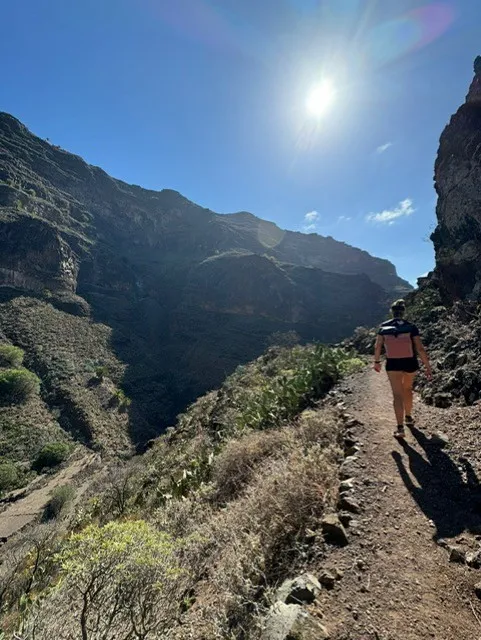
[261,602,329,640]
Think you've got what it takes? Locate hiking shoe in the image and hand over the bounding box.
[394,425,406,439]
[405,415,415,427]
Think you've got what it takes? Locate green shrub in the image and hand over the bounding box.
[0,461,20,494]
[111,388,132,411]
[44,484,76,519]
[146,344,361,509]
[33,442,71,471]
[235,345,353,432]
[94,365,109,382]
[0,368,40,405]
[0,345,24,368]
[44,521,185,639]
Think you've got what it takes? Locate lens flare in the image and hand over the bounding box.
[366,3,455,67]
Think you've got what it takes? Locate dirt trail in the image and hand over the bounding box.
[316,369,481,640]
[0,452,100,542]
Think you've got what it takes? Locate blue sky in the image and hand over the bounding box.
[0,0,478,284]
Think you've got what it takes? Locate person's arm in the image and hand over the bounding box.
[373,335,383,372]
[413,336,432,379]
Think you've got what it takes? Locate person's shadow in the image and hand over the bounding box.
[392,425,481,540]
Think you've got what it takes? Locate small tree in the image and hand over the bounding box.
[41,521,187,639]
[102,465,138,517]
[110,388,132,412]
[0,369,40,405]
[94,365,109,382]
[33,442,71,471]
[0,461,20,494]
[0,345,25,368]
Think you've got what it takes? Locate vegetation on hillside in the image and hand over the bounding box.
[0,343,362,639]
[33,442,71,472]
[0,341,74,494]
[0,368,40,406]
[0,298,132,458]
[0,345,24,368]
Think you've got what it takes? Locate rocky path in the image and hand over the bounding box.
[0,452,100,542]
[315,369,481,640]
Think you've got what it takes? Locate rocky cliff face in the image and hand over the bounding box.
[0,112,409,439]
[0,214,78,293]
[404,58,481,409]
[433,56,481,300]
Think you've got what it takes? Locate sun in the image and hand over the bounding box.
[306,79,336,118]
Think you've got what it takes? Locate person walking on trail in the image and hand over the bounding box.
[373,299,432,439]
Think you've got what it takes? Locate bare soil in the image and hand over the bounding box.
[314,368,481,640]
[0,452,100,542]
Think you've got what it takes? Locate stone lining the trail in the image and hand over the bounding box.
[275,573,322,605]
[261,601,330,640]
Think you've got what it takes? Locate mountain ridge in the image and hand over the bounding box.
[0,111,410,292]
[0,111,409,441]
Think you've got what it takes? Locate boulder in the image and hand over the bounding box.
[340,457,358,480]
[319,570,336,590]
[433,394,452,409]
[343,433,357,448]
[276,573,321,605]
[448,546,466,564]
[321,514,349,546]
[442,351,458,370]
[261,602,329,640]
[345,445,360,458]
[345,418,362,429]
[466,550,481,568]
[339,496,362,514]
[339,479,355,494]
[339,511,354,527]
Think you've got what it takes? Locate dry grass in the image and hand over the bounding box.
[169,410,341,639]
[2,338,348,639]
[211,429,291,504]
[4,409,341,640]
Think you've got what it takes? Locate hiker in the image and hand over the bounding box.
[373,299,432,439]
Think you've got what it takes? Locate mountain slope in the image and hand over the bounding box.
[0,112,409,440]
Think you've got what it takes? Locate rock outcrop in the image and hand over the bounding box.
[0,112,410,436]
[433,56,481,300]
[0,214,78,294]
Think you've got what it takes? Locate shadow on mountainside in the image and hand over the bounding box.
[392,424,481,540]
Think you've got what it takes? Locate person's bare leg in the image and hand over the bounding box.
[403,373,416,424]
[387,371,405,427]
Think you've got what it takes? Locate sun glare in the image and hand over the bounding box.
[306,80,336,118]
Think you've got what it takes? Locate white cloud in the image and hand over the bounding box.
[366,198,415,225]
[376,142,393,154]
[302,210,320,232]
[338,215,352,222]
[304,211,319,223]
